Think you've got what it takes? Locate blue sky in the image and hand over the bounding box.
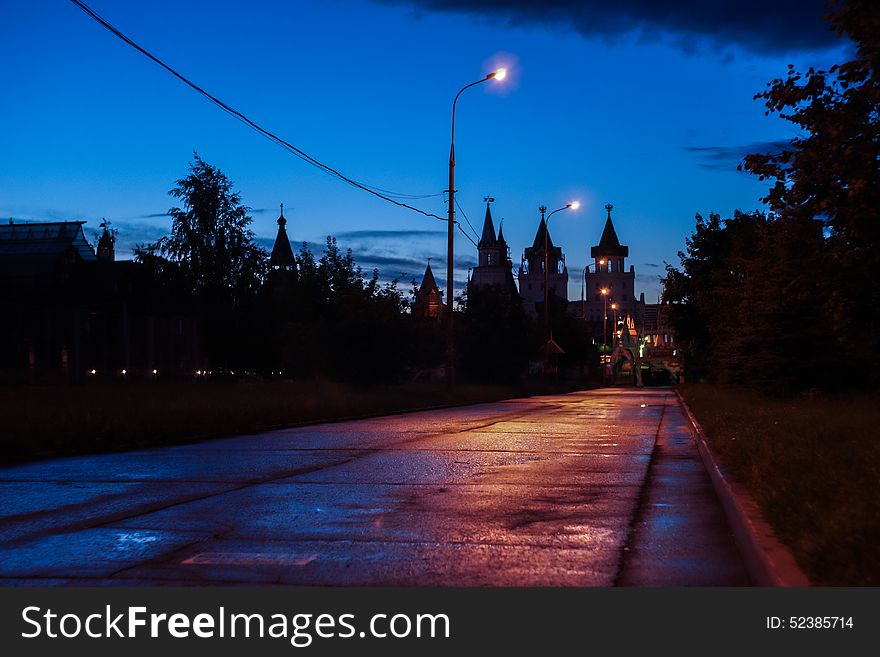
[1,0,850,301]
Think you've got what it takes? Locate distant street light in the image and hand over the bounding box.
[601,287,610,384]
[541,201,579,342]
[581,258,607,319]
[445,68,506,390]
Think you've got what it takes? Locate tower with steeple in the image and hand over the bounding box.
[268,203,296,272]
[412,260,444,319]
[583,203,638,325]
[518,209,568,316]
[96,219,115,262]
[468,198,517,295]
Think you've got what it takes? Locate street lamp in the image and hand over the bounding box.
[600,287,610,383]
[445,67,506,390]
[541,201,579,342]
[580,258,607,319]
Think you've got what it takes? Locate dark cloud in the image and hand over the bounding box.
[684,139,791,171]
[641,262,660,268]
[383,0,839,54]
[335,229,446,239]
[636,273,663,284]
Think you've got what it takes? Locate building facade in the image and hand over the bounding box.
[518,210,569,316]
[581,204,642,329]
[468,201,518,297]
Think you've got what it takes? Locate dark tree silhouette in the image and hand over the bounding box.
[134,154,267,368]
[741,0,880,376]
[663,211,834,392]
[136,153,266,306]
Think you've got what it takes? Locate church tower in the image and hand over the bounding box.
[468,198,517,294]
[268,203,296,272]
[412,260,444,319]
[583,203,636,325]
[96,219,115,262]
[518,208,568,316]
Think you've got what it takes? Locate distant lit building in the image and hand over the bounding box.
[581,204,640,326]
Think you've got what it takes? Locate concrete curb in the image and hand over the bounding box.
[675,390,810,587]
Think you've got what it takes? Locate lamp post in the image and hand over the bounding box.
[609,301,619,383]
[445,67,507,390]
[600,287,609,383]
[580,258,607,320]
[541,201,579,342]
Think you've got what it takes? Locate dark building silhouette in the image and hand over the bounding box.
[268,203,296,271]
[468,200,518,297]
[0,219,199,383]
[412,261,444,319]
[96,220,115,262]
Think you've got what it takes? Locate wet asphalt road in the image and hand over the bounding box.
[0,388,749,586]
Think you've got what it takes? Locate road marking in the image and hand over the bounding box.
[182,552,318,566]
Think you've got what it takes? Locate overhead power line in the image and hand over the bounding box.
[69,0,460,226]
[454,197,480,243]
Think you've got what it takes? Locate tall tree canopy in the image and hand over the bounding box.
[742,0,880,366]
[137,153,266,307]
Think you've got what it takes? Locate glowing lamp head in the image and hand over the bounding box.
[599,259,606,265]
[611,303,618,310]
[492,68,507,81]
[569,201,581,210]
[600,288,609,296]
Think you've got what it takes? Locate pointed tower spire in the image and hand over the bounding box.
[591,202,628,257]
[532,216,554,250]
[413,258,444,319]
[269,202,296,270]
[479,198,497,246]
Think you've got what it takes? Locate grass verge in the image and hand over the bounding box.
[1,378,589,465]
[679,383,880,586]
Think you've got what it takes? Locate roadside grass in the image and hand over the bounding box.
[679,383,880,586]
[0,378,589,465]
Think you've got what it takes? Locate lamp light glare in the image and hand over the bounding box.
[493,68,507,81]
[569,201,580,210]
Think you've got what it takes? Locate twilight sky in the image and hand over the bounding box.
[1,0,851,301]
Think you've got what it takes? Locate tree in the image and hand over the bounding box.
[741,0,880,376]
[134,154,267,368]
[663,211,835,392]
[136,153,266,307]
